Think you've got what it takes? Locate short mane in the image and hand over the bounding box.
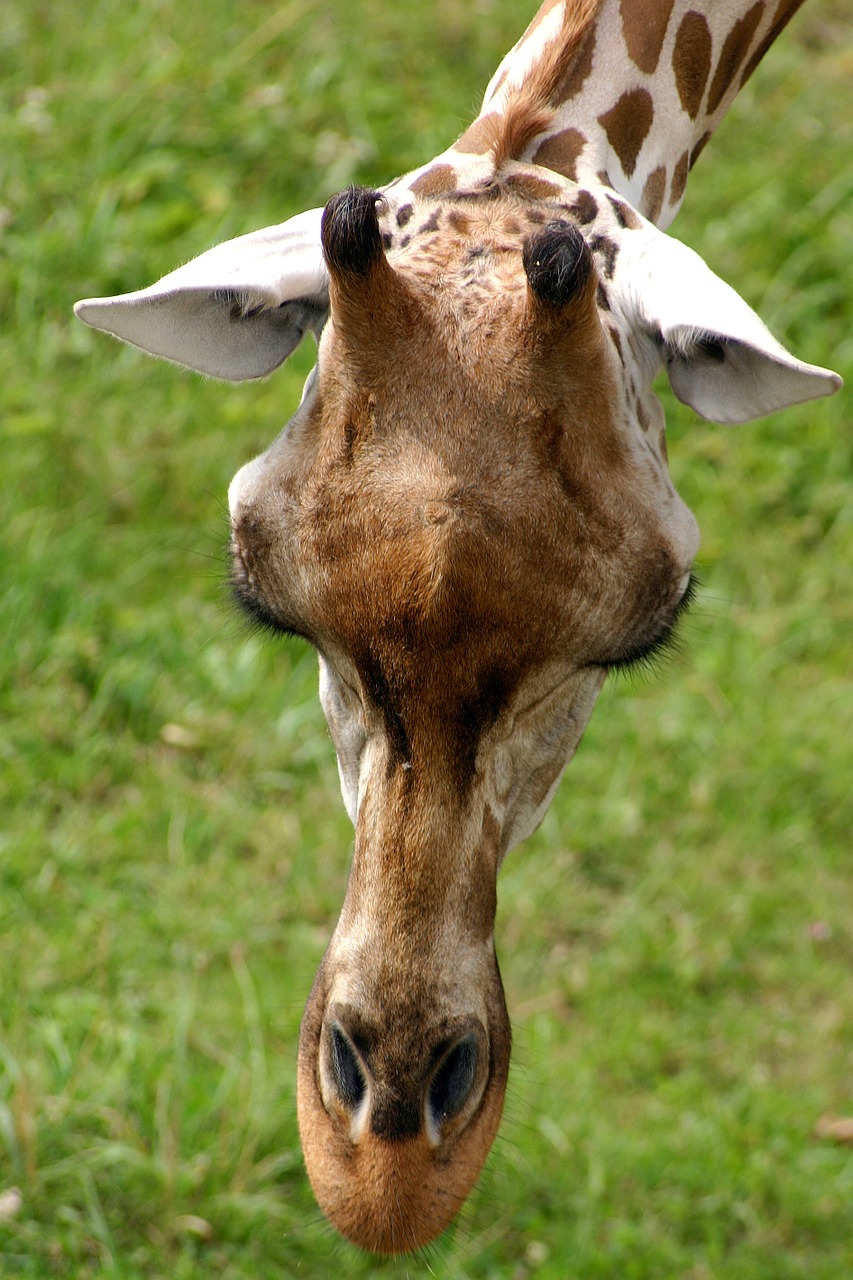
[456,0,604,168]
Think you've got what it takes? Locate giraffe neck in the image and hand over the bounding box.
[440,0,805,228]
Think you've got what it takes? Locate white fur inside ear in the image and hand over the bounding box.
[617,228,841,423]
[74,207,328,381]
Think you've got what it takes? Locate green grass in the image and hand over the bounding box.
[1,1,851,1276]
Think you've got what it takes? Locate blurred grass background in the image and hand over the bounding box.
[1,1,851,1276]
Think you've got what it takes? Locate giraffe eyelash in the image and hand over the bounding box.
[605,572,697,676]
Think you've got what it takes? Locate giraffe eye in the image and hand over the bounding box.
[604,573,697,674]
[522,220,593,306]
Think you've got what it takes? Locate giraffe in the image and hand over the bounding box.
[75,0,840,1255]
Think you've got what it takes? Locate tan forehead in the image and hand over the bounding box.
[385,191,559,282]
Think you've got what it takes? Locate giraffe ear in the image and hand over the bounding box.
[73,208,328,382]
[617,228,841,424]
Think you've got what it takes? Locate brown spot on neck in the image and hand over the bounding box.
[707,4,764,115]
[639,166,667,224]
[619,0,675,75]
[533,127,587,182]
[670,150,690,205]
[672,10,713,120]
[598,88,654,180]
[739,0,804,92]
[689,130,712,170]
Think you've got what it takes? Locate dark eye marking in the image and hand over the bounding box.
[605,573,697,675]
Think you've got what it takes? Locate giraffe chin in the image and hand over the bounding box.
[296,964,511,1254]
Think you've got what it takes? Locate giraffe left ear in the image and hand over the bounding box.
[74,208,328,382]
[616,228,841,424]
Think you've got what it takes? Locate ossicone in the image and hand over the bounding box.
[322,186,387,278]
[522,219,593,307]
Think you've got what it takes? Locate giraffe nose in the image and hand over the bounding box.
[320,1016,488,1147]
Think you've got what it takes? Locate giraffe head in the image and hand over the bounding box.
[75,167,838,1250]
[226,183,693,1250]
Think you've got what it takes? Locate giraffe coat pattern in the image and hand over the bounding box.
[74,0,840,1255]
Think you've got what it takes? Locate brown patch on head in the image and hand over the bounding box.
[639,166,667,224]
[447,209,473,235]
[620,0,675,74]
[505,171,562,199]
[410,164,459,198]
[396,204,414,228]
[570,188,599,224]
[589,234,619,279]
[596,281,611,311]
[740,0,802,90]
[670,150,690,205]
[672,10,713,120]
[533,127,587,181]
[597,88,654,179]
[607,195,643,230]
[707,4,764,114]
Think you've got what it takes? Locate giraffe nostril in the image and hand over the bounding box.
[329,1023,367,1111]
[427,1034,480,1130]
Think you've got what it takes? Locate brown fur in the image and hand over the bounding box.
[231,190,693,1248]
[620,0,676,74]
[707,3,764,114]
[224,0,816,1254]
[672,10,713,120]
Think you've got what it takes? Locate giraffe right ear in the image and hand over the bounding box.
[73,208,328,382]
[617,227,841,424]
